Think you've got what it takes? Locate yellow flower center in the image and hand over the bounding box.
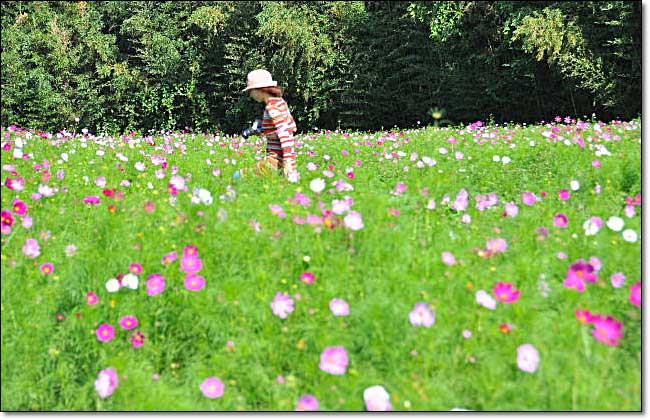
[500,293,508,300]
[576,270,584,277]
[44,267,51,273]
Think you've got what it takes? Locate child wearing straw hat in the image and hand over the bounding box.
[234,69,298,179]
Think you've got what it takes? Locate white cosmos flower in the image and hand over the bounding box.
[122,273,139,290]
[106,278,121,293]
[492,155,501,162]
[476,290,497,310]
[13,148,23,159]
[622,229,638,243]
[583,219,600,236]
[606,216,625,232]
[570,180,580,191]
[309,178,326,194]
[501,156,511,164]
[135,162,146,171]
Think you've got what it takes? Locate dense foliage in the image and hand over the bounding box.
[1,1,641,134]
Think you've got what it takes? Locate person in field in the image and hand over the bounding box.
[234,69,298,179]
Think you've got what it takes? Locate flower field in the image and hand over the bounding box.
[0,118,641,411]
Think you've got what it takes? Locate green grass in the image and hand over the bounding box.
[0,119,641,411]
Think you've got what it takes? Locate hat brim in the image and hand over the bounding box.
[242,81,278,92]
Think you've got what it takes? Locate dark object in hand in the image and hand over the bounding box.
[242,120,262,139]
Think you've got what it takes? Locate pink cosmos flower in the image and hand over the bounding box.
[409,302,436,327]
[592,160,602,168]
[329,298,350,316]
[343,211,364,231]
[65,244,77,256]
[441,251,456,266]
[129,263,143,274]
[629,282,641,307]
[554,213,569,227]
[300,272,316,285]
[575,309,597,324]
[493,282,521,303]
[143,200,156,213]
[462,330,473,339]
[184,244,199,258]
[5,176,25,191]
[96,323,116,342]
[131,331,145,348]
[22,238,40,258]
[522,192,540,206]
[319,346,349,375]
[184,273,206,291]
[40,262,55,275]
[86,292,99,305]
[12,199,28,215]
[564,260,597,292]
[180,256,203,273]
[161,251,177,265]
[95,368,119,398]
[364,385,393,411]
[476,290,497,310]
[591,316,624,346]
[588,256,602,272]
[271,292,294,319]
[146,273,166,296]
[388,208,401,217]
[558,190,571,200]
[83,196,101,204]
[504,202,519,217]
[200,377,225,399]
[486,238,508,254]
[119,316,139,330]
[610,272,626,288]
[296,395,320,411]
[451,189,469,211]
[624,205,636,218]
[516,344,540,373]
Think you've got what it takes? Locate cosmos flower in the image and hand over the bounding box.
[200,377,225,399]
[591,316,624,346]
[364,385,392,411]
[22,238,40,259]
[441,251,456,266]
[329,298,350,316]
[554,213,569,227]
[409,302,436,327]
[343,211,364,231]
[476,290,497,310]
[96,323,116,342]
[271,292,294,319]
[86,292,99,305]
[184,274,206,291]
[146,273,166,296]
[296,395,319,411]
[300,272,316,285]
[319,346,349,375]
[564,260,597,292]
[516,344,540,373]
[95,368,119,398]
[493,282,521,303]
[119,316,139,330]
[629,282,641,307]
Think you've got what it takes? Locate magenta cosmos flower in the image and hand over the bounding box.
[184,244,199,258]
[516,344,540,373]
[40,262,55,275]
[96,323,116,342]
[86,292,99,305]
[575,309,598,324]
[131,331,145,348]
[271,292,294,319]
[493,282,521,303]
[83,196,101,204]
[180,255,203,273]
[161,251,177,265]
[300,271,316,285]
[592,316,624,346]
[119,316,138,330]
[185,273,206,291]
[200,377,225,398]
[629,282,641,307]
[329,298,350,316]
[554,213,569,227]
[564,260,598,292]
[95,368,119,398]
[12,199,28,215]
[129,263,143,274]
[409,302,436,327]
[558,190,571,200]
[319,346,349,375]
[146,273,166,296]
[296,394,320,411]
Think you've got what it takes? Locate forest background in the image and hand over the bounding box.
[0,1,641,134]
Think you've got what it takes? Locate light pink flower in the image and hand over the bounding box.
[441,251,456,266]
[200,377,225,398]
[146,273,166,296]
[343,211,364,231]
[22,238,40,258]
[180,256,203,273]
[522,192,540,206]
[271,292,294,319]
[364,385,392,411]
[504,201,519,217]
[296,395,319,411]
[610,272,626,288]
[329,298,350,316]
[516,344,540,373]
[95,368,119,398]
[184,273,206,291]
[319,346,349,375]
[409,302,436,327]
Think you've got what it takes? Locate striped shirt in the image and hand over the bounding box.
[261,97,297,161]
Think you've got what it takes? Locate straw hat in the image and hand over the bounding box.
[242,69,278,92]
